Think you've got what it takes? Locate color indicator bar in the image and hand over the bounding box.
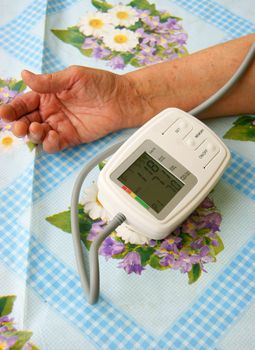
[121,185,150,209]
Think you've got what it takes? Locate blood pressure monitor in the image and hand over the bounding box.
[71,43,255,303]
[98,108,231,240]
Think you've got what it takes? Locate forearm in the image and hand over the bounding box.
[125,33,255,123]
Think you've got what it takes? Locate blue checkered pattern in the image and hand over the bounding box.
[1,0,255,349]
[32,134,120,201]
[223,151,255,201]
[0,0,72,71]
[0,144,255,349]
[27,239,157,350]
[159,236,255,350]
[46,0,81,14]
[173,0,255,39]
[0,214,254,349]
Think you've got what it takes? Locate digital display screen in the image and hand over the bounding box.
[118,152,184,213]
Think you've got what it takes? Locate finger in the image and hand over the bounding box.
[42,130,61,153]
[0,91,40,122]
[13,120,29,137]
[28,122,51,144]
[12,111,42,137]
[21,66,80,94]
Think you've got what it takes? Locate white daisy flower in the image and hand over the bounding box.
[103,28,139,52]
[108,5,139,26]
[116,223,150,245]
[81,182,109,221]
[78,12,113,37]
[0,131,23,152]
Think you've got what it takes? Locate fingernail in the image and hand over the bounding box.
[21,70,34,77]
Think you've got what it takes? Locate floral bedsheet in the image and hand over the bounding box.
[0,1,254,349]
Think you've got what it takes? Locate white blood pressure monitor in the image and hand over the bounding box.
[98,108,231,240]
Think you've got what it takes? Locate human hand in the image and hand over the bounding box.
[0,66,149,153]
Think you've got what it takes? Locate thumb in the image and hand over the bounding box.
[21,67,77,93]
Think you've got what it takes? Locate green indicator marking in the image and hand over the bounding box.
[135,196,150,209]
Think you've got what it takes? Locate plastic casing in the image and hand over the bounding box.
[97,108,231,239]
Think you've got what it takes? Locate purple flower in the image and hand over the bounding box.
[211,239,220,247]
[181,219,197,237]
[136,54,162,66]
[190,237,204,250]
[160,236,182,253]
[99,236,125,260]
[170,32,188,46]
[199,246,211,259]
[87,220,105,241]
[140,33,157,45]
[135,28,145,37]
[0,119,13,132]
[0,335,18,349]
[118,252,145,275]
[148,239,157,247]
[142,16,160,29]
[0,316,12,323]
[140,43,156,56]
[0,316,15,332]
[137,9,150,19]
[0,87,18,104]
[200,212,222,233]
[161,18,182,31]
[82,37,98,49]
[200,197,214,209]
[108,56,125,70]
[93,47,110,59]
[157,252,181,270]
[159,253,175,267]
[198,246,214,272]
[177,251,199,273]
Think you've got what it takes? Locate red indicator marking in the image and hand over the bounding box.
[122,185,132,194]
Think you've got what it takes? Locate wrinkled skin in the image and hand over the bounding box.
[0,66,149,153]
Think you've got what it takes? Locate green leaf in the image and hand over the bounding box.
[233,115,255,126]
[0,295,16,317]
[92,0,113,11]
[5,331,33,350]
[111,248,128,259]
[223,125,255,142]
[46,205,92,235]
[0,79,8,88]
[179,232,193,246]
[177,46,189,57]
[129,57,142,67]
[46,210,72,233]
[188,263,202,284]
[51,28,85,48]
[9,80,27,92]
[134,246,155,266]
[149,255,168,270]
[212,234,224,255]
[156,45,166,58]
[79,48,93,57]
[160,13,182,22]
[30,344,41,350]
[120,53,135,64]
[26,141,37,152]
[98,160,107,170]
[196,228,211,237]
[129,0,159,16]
[128,19,144,31]
[223,115,255,141]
